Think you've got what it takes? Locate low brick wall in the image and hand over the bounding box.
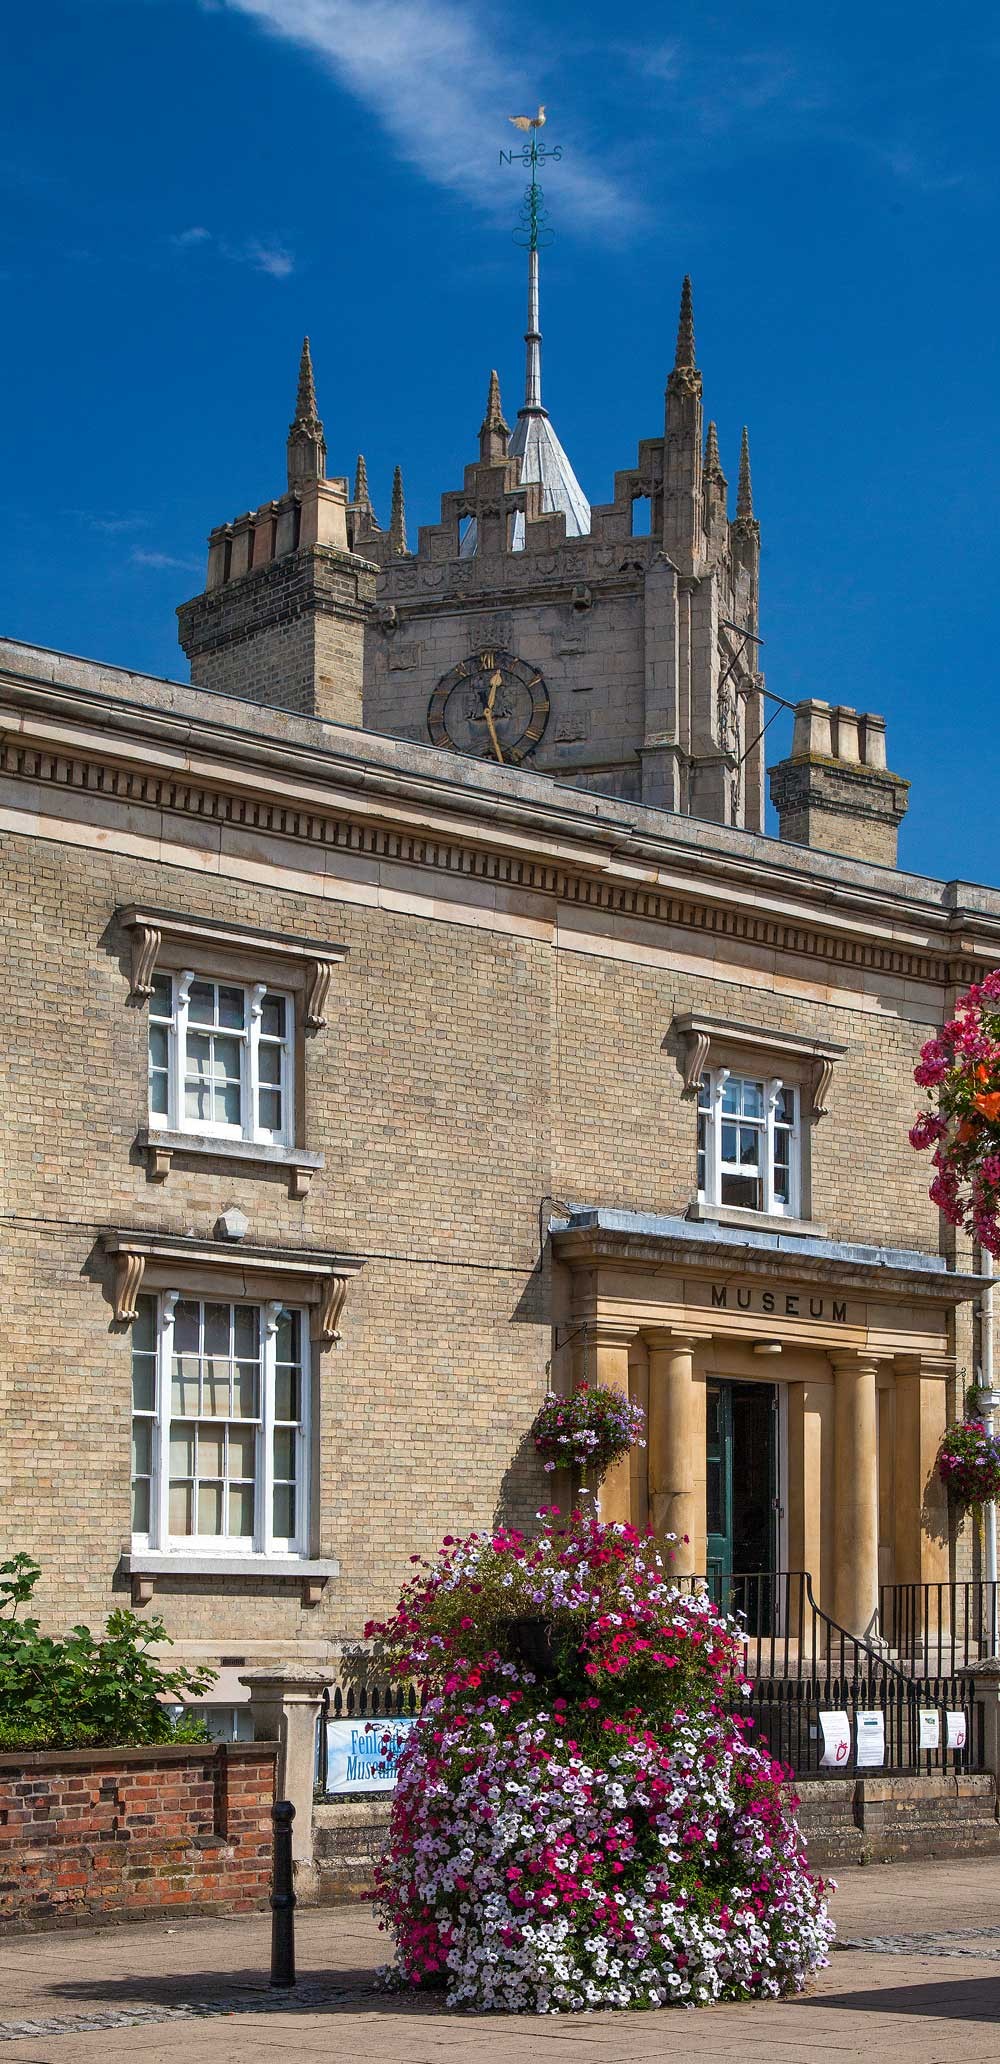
[0,1740,278,1933]
[796,1770,1000,1867]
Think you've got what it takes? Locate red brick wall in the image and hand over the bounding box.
[0,1741,278,1932]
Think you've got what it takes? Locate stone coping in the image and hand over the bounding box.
[551,1207,988,1300]
[0,1740,279,1771]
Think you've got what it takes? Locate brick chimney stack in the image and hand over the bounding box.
[768,700,909,867]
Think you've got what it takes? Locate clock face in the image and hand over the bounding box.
[427,648,550,765]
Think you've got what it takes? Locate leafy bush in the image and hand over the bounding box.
[0,1554,215,1750]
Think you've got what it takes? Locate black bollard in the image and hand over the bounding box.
[270,1799,296,1989]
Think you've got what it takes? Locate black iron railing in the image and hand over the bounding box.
[688,1570,981,1775]
[880,1580,1000,1677]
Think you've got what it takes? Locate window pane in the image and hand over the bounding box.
[169,1425,195,1475]
[133,1296,156,1356]
[188,981,215,1025]
[276,1309,299,1364]
[721,1172,761,1208]
[234,1306,259,1358]
[198,1426,225,1478]
[258,1088,282,1132]
[203,1364,230,1416]
[774,1086,792,1123]
[148,1022,170,1074]
[132,1478,150,1534]
[198,1483,223,1535]
[149,1069,169,1119]
[741,1079,765,1118]
[230,1426,257,1479]
[258,1042,281,1086]
[272,1484,295,1539]
[216,1073,242,1126]
[171,1359,199,1415]
[173,1301,199,1354]
[150,971,172,1016]
[213,1035,241,1080]
[721,1123,738,1162]
[132,1356,156,1413]
[773,1164,790,1204]
[132,1421,152,1475]
[721,1077,740,1115]
[169,1482,193,1534]
[218,986,245,1029]
[273,1428,296,1480]
[201,1304,227,1355]
[261,994,286,1039]
[229,1483,255,1537]
[739,1126,760,1166]
[274,1365,300,1423]
[697,1071,711,1110]
[234,1363,259,1418]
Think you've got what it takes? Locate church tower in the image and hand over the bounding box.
[176,339,377,724]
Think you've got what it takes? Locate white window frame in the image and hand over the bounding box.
[148,970,294,1148]
[130,1292,311,1560]
[697,1066,801,1219]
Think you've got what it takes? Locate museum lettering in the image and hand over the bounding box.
[710,1284,849,1322]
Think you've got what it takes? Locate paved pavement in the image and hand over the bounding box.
[3,1860,1000,2061]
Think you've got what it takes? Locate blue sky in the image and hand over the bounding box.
[2,0,997,883]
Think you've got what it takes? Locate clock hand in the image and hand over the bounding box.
[484,705,505,764]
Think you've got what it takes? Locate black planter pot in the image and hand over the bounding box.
[507,1616,559,1678]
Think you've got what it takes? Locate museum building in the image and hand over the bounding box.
[2,266,995,1718]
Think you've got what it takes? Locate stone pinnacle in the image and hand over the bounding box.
[675,276,696,370]
[737,426,754,519]
[704,420,725,480]
[390,464,408,554]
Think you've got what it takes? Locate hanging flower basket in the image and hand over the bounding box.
[938,1421,1000,1507]
[909,969,1000,1256]
[530,1382,645,1485]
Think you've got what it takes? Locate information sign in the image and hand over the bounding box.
[324,1716,416,1794]
[855,1710,885,1768]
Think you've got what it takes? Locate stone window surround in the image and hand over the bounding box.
[102,1228,363,1608]
[119,906,348,1198]
[675,1012,847,1235]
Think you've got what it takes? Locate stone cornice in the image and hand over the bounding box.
[550,1211,987,1305]
[4,658,1000,985]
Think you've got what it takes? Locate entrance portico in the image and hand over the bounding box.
[552,1210,985,1638]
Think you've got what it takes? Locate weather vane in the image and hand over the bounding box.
[500,106,562,251]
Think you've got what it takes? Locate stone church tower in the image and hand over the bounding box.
[177,277,765,831]
[176,263,905,857]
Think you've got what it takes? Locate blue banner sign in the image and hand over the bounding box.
[324,1716,417,1794]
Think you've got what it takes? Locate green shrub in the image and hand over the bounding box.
[0,1554,216,1750]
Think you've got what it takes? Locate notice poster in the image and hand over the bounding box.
[946,1710,968,1750]
[918,1709,941,1750]
[325,1716,416,1795]
[855,1710,885,1768]
[818,1711,852,1767]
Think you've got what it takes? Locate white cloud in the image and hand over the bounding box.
[131,547,202,572]
[214,0,634,233]
[169,225,296,276]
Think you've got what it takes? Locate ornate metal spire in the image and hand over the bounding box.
[675,275,696,371]
[704,420,725,483]
[286,335,326,488]
[389,464,408,554]
[479,368,510,463]
[737,426,755,520]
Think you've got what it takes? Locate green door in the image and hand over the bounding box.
[706,1380,778,1617]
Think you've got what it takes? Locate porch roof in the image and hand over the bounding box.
[549,1208,987,1304]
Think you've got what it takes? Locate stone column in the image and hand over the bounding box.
[893,1356,951,1586]
[578,1322,635,1526]
[831,1352,881,1637]
[786,1373,834,1608]
[239,1665,328,1891]
[647,1333,701,1576]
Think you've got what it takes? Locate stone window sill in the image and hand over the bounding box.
[137,1128,324,1199]
[687,1200,828,1240]
[119,1550,339,1610]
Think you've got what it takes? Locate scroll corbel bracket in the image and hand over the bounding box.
[313,1273,349,1347]
[112,1250,145,1324]
[681,1028,712,1096]
[305,958,333,1031]
[129,924,161,1001]
[811,1054,835,1119]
